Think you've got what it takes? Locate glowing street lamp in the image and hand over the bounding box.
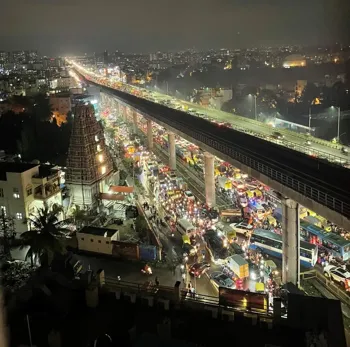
[331,106,341,143]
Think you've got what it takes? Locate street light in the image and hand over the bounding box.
[331,106,341,143]
[249,94,257,121]
[308,107,312,132]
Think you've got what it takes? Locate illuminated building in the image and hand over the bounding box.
[65,104,114,208]
[283,54,306,68]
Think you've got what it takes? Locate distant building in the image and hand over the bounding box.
[65,104,114,208]
[283,54,306,68]
[0,162,62,234]
[50,77,74,90]
[77,226,120,255]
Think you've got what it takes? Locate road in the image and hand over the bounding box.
[76,254,217,297]
[148,89,349,165]
[72,62,349,166]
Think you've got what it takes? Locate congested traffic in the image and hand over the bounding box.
[100,92,350,308]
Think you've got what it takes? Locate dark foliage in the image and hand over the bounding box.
[0,94,72,165]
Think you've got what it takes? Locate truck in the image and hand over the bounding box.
[227,255,249,279]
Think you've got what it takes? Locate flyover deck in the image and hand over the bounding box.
[74,68,350,229]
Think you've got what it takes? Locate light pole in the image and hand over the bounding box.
[308,107,312,132]
[331,106,341,143]
[249,94,257,121]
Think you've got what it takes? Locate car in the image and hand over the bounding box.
[210,271,235,289]
[261,203,272,213]
[230,222,253,237]
[232,180,245,189]
[271,131,284,140]
[236,188,246,196]
[239,196,248,207]
[247,260,261,281]
[182,243,196,256]
[189,262,211,278]
[324,265,350,287]
[184,190,195,200]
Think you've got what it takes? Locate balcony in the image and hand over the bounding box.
[34,183,61,200]
[32,170,59,185]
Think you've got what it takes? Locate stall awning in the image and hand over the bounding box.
[100,193,125,201]
[109,185,134,193]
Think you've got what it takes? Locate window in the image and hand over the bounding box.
[13,188,20,199]
[106,241,110,244]
[0,188,4,198]
[16,212,23,220]
[98,240,101,243]
[0,206,6,216]
[81,238,84,241]
[90,239,93,242]
[27,188,32,196]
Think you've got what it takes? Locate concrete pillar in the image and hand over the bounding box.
[168,132,176,170]
[132,111,138,134]
[281,198,300,286]
[204,152,216,207]
[147,119,153,150]
[118,103,125,121]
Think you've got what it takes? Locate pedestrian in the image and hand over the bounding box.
[191,286,196,298]
[155,276,159,286]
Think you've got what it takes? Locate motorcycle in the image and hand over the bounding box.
[141,266,153,275]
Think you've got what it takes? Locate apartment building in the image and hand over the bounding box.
[0,162,62,235]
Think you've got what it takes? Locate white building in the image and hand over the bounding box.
[77,226,119,255]
[0,162,62,235]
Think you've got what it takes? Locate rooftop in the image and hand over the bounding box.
[34,164,59,179]
[0,162,38,181]
[79,226,117,238]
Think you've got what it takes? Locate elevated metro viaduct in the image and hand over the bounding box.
[87,79,350,287]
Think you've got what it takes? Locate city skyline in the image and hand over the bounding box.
[1,0,348,55]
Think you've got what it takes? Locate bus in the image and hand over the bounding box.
[300,221,350,261]
[249,229,318,268]
[177,218,195,235]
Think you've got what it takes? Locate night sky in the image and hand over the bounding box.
[1,0,348,55]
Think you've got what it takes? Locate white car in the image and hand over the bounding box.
[230,222,253,237]
[324,265,350,287]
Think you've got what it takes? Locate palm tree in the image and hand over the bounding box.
[70,205,89,230]
[21,204,67,267]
